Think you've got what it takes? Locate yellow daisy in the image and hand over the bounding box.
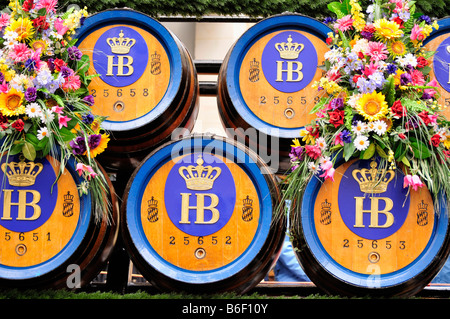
[388,41,406,57]
[356,91,389,122]
[5,18,35,42]
[0,88,25,117]
[88,134,110,158]
[30,39,47,54]
[373,18,403,40]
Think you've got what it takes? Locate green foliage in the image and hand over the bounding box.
[61,0,450,19]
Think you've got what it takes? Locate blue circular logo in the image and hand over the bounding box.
[261,31,318,93]
[0,156,58,233]
[93,26,148,87]
[337,160,410,240]
[164,153,236,237]
[433,37,450,93]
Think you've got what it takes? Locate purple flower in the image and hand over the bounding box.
[418,15,432,25]
[289,146,304,162]
[341,129,352,143]
[323,17,336,24]
[0,72,4,83]
[400,73,412,86]
[83,95,95,106]
[88,134,101,149]
[70,136,87,155]
[360,30,374,40]
[386,63,397,75]
[25,87,37,102]
[82,112,94,124]
[60,66,74,78]
[68,46,83,61]
[330,98,344,109]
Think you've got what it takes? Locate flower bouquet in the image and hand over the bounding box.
[281,0,450,215]
[0,0,110,222]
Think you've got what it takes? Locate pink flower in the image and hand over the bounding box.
[320,167,335,181]
[76,163,98,180]
[305,145,322,159]
[334,15,354,32]
[409,69,425,86]
[367,41,388,62]
[0,13,10,28]
[424,79,439,98]
[9,43,31,62]
[0,81,8,93]
[54,18,69,36]
[363,62,379,77]
[58,115,71,129]
[403,174,424,191]
[410,24,425,42]
[52,105,64,114]
[36,0,58,13]
[62,75,81,91]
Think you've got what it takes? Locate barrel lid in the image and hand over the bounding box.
[299,157,449,290]
[423,17,450,118]
[223,14,332,139]
[123,135,276,284]
[0,152,92,280]
[75,9,184,132]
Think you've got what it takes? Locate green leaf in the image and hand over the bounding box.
[394,142,406,160]
[327,1,346,18]
[309,97,327,114]
[344,142,356,161]
[22,142,36,161]
[376,144,388,158]
[361,142,376,159]
[409,137,431,159]
[401,156,411,167]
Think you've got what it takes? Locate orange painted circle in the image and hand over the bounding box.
[77,25,171,123]
[139,154,260,271]
[313,160,434,275]
[238,30,328,128]
[0,156,80,268]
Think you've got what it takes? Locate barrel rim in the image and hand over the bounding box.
[0,151,93,281]
[424,16,450,44]
[75,8,184,132]
[299,157,449,290]
[223,14,332,139]
[123,134,276,284]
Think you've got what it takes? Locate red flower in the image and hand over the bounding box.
[418,111,431,125]
[328,109,345,128]
[416,56,429,68]
[305,145,321,160]
[22,0,35,12]
[391,100,406,118]
[431,134,441,147]
[326,37,333,45]
[11,119,24,132]
[33,16,50,31]
[53,58,67,72]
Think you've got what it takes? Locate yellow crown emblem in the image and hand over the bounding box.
[179,155,221,190]
[107,30,136,54]
[275,35,305,60]
[352,160,395,194]
[1,158,43,187]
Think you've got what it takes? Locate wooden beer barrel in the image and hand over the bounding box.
[424,17,450,119]
[0,152,119,288]
[291,158,450,297]
[217,14,332,172]
[76,9,199,172]
[121,134,286,293]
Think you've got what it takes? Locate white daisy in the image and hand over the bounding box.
[316,137,327,150]
[351,121,367,135]
[25,103,42,118]
[37,127,50,140]
[308,161,320,174]
[39,108,55,123]
[354,135,370,151]
[373,120,387,136]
